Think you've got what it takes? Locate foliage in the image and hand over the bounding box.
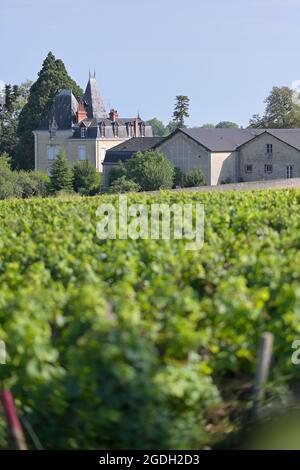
[17,52,83,170]
[173,167,185,187]
[183,169,206,187]
[73,161,101,195]
[146,118,167,137]
[165,120,178,134]
[201,123,215,128]
[50,150,73,193]
[249,86,300,128]
[1,190,300,448]
[0,82,32,165]
[108,176,140,193]
[0,152,50,199]
[108,150,174,192]
[216,121,239,128]
[172,95,190,128]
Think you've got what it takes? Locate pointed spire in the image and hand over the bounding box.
[83,76,107,119]
[94,67,96,78]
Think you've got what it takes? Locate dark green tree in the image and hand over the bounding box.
[17,52,83,169]
[50,150,73,193]
[73,161,99,195]
[172,95,190,128]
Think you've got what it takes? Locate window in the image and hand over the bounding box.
[79,146,86,161]
[286,165,293,179]
[245,164,253,173]
[81,127,86,138]
[266,144,273,154]
[264,164,273,174]
[47,145,60,160]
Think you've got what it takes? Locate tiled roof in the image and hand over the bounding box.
[179,127,300,152]
[104,137,165,163]
[38,89,78,130]
[83,77,107,120]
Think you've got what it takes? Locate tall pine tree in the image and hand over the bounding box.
[17,52,83,170]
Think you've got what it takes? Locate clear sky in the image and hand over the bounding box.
[1,0,300,127]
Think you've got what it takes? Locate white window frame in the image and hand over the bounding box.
[47,145,60,160]
[78,145,86,161]
[286,165,293,179]
[81,127,86,138]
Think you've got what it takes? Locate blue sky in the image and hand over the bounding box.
[1,0,300,127]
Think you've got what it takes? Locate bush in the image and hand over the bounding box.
[73,162,101,195]
[173,167,185,187]
[109,176,140,193]
[17,171,50,198]
[183,169,206,187]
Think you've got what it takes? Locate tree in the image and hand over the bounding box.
[108,150,174,192]
[0,82,31,165]
[172,95,190,128]
[73,161,99,195]
[50,150,73,193]
[216,121,239,128]
[147,118,167,137]
[201,123,215,128]
[165,120,177,134]
[126,150,174,191]
[17,52,83,170]
[249,86,300,128]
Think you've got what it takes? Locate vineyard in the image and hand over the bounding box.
[0,189,300,449]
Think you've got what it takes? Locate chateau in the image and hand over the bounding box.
[33,75,153,174]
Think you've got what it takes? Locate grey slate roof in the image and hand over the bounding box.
[39,89,78,130]
[83,77,107,120]
[180,127,300,152]
[104,137,165,163]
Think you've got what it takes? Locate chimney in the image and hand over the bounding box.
[133,118,139,137]
[109,109,119,121]
[76,100,87,123]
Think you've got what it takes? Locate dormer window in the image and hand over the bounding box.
[99,122,105,138]
[81,127,86,138]
[139,122,145,137]
[127,123,133,137]
[113,122,119,137]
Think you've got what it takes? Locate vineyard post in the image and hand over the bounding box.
[0,390,27,450]
[253,332,274,415]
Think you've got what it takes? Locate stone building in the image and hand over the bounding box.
[33,75,153,174]
[103,127,300,186]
